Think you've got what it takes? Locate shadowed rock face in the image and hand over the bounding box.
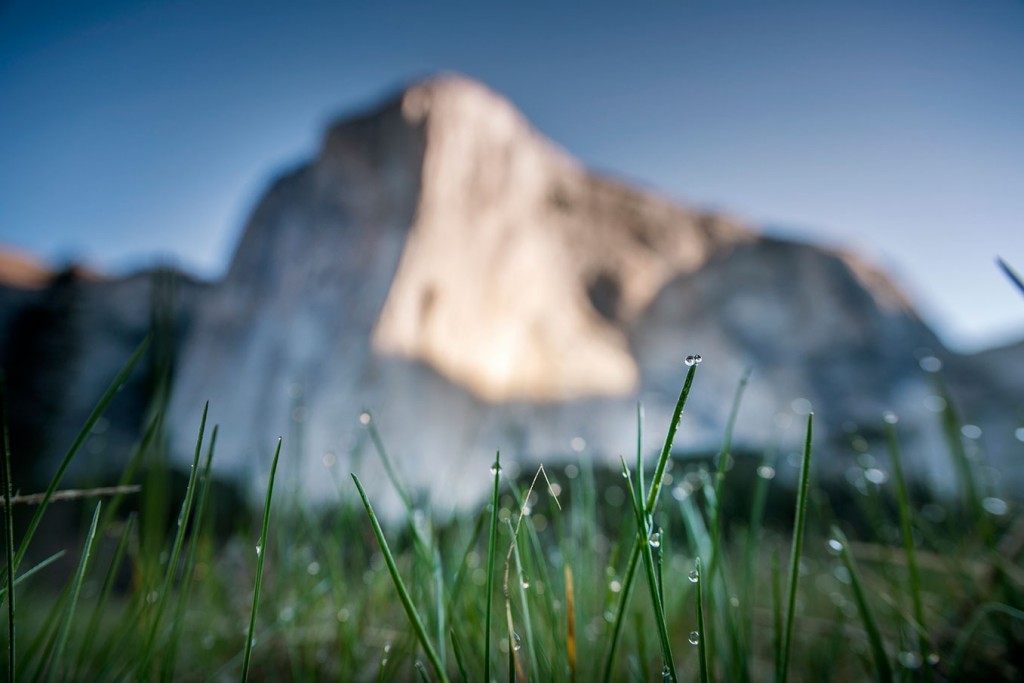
[2,74,1020,515]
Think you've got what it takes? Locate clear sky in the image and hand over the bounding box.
[1,0,1022,351]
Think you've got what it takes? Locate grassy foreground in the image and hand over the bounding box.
[1,342,1023,682]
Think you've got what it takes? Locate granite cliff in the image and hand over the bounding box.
[3,74,1020,514]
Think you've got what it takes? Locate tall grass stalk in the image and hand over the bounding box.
[884,417,931,679]
[832,526,894,683]
[49,501,101,681]
[2,380,16,683]
[777,412,813,683]
[621,458,676,681]
[8,335,150,577]
[602,361,698,682]
[484,452,501,683]
[139,402,208,676]
[241,436,283,682]
[695,557,709,683]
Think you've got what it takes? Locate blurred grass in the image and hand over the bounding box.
[1,347,1023,681]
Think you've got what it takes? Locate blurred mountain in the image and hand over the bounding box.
[2,74,1021,513]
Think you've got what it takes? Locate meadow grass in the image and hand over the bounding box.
[1,339,1022,681]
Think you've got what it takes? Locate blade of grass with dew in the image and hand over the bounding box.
[351,473,449,683]
[884,416,931,680]
[241,437,283,683]
[602,361,698,682]
[8,335,150,578]
[483,452,501,682]
[831,526,893,683]
[139,402,208,677]
[742,452,774,651]
[507,514,538,677]
[2,379,16,683]
[777,412,813,683]
[695,557,710,683]
[621,458,676,682]
[49,501,102,681]
[163,426,218,682]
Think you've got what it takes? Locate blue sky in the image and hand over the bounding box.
[1,0,1022,351]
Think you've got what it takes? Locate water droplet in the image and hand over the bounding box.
[662,664,674,680]
[279,605,295,622]
[684,354,702,367]
[322,451,336,467]
[827,538,844,555]
[358,411,371,426]
[255,545,262,557]
[757,465,776,480]
[730,596,740,608]
[336,607,351,622]
[961,424,982,439]
[927,653,940,666]
[490,461,502,476]
[307,561,321,576]
[982,497,1008,516]
[570,436,586,452]
[688,569,699,583]
[648,530,662,548]
[1015,427,1024,443]
[791,397,812,415]
[898,651,923,669]
[919,356,942,373]
[864,468,888,485]
[688,631,700,645]
[521,578,530,590]
[513,633,522,651]
[883,411,899,425]
[609,579,622,593]
[923,395,946,412]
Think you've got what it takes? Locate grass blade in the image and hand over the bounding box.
[884,417,931,679]
[140,402,208,676]
[484,452,501,683]
[450,629,468,683]
[351,473,449,683]
[695,557,709,683]
[777,412,813,683]
[997,256,1024,296]
[164,425,218,682]
[565,563,576,683]
[602,361,699,682]
[50,501,102,681]
[10,334,150,575]
[621,458,676,682]
[2,379,16,682]
[241,436,283,682]
[831,526,893,683]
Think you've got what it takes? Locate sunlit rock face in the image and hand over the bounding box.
[161,74,1022,514]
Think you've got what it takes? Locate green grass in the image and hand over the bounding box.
[2,346,1023,681]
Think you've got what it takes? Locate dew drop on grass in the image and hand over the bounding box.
[883,411,899,424]
[255,545,262,557]
[688,631,700,645]
[927,653,940,666]
[919,356,942,373]
[982,497,1009,516]
[358,411,371,426]
[648,530,662,548]
[864,468,888,485]
[827,538,843,555]
[490,461,502,476]
[513,633,522,651]
[609,579,622,593]
[521,578,530,590]
[688,569,699,583]
[898,651,923,669]
[662,664,674,680]
[684,354,702,367]
[757,465,776,480]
